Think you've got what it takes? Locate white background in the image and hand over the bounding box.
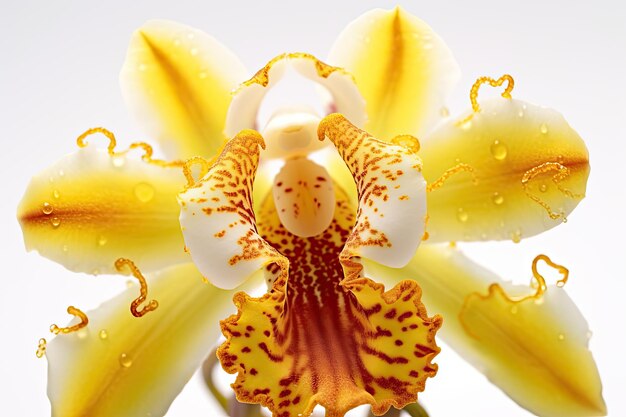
[1,1,625,416]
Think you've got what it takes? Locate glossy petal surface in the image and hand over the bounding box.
[17,146,186,274]
[365,244,606,417]
[329,7,460,140]
[121,20,247,159]
[422,98,589,242]
[47,263,239,417]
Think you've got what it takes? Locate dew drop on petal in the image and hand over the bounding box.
[97,235,107,247]
[492,192,504,205]
[50,217,61,228]
[511,229,522,243]
[42,202,53,215]
[490,140,508,161]
[539,183,548,193]
[456,208,468,223]
[112,156,125,168]
[558,333,565,341]
[99,329,108,340]
[510,306,518,314]
[540,123,549,134]
[134,183,155,203]
[52,189,60,199]
[119,353,133,368]
[62,245,68,253]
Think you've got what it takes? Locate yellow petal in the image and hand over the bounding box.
[422,97,589,242]
[17,146,187,275]
[178,129,287,290]
[46,263,244,417]
[365,244,606,417]
[225,53,366,138]
[319,113,427,268]
[219,184,441,417]
[328,7,460,140]
[120,20,247,159]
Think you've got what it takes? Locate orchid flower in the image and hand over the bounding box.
[17,7,605,417]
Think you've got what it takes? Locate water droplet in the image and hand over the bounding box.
[456,208,468,223]
[119,353,133,368]
[97,235,107,246]
[99,329,108,340]
[492,192,504,205]
[138,63,147,72]
[112,156,125,168]
[440,107,450,118]
[557,333,565,341]
[511,230,521,243]
[50,217,61,227]
[52,189,60,199]
[490,140,508,161]
[134,183,155,203]
[539,183,548,193]
[540,123,548,134]
[190,47,198,56]
[42,202,53,215]
[510,306,518,314]
[62,245,68,253]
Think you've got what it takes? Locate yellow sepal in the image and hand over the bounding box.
[120,20,247,159]
[17,146,186,274]
[422,97,589,242]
